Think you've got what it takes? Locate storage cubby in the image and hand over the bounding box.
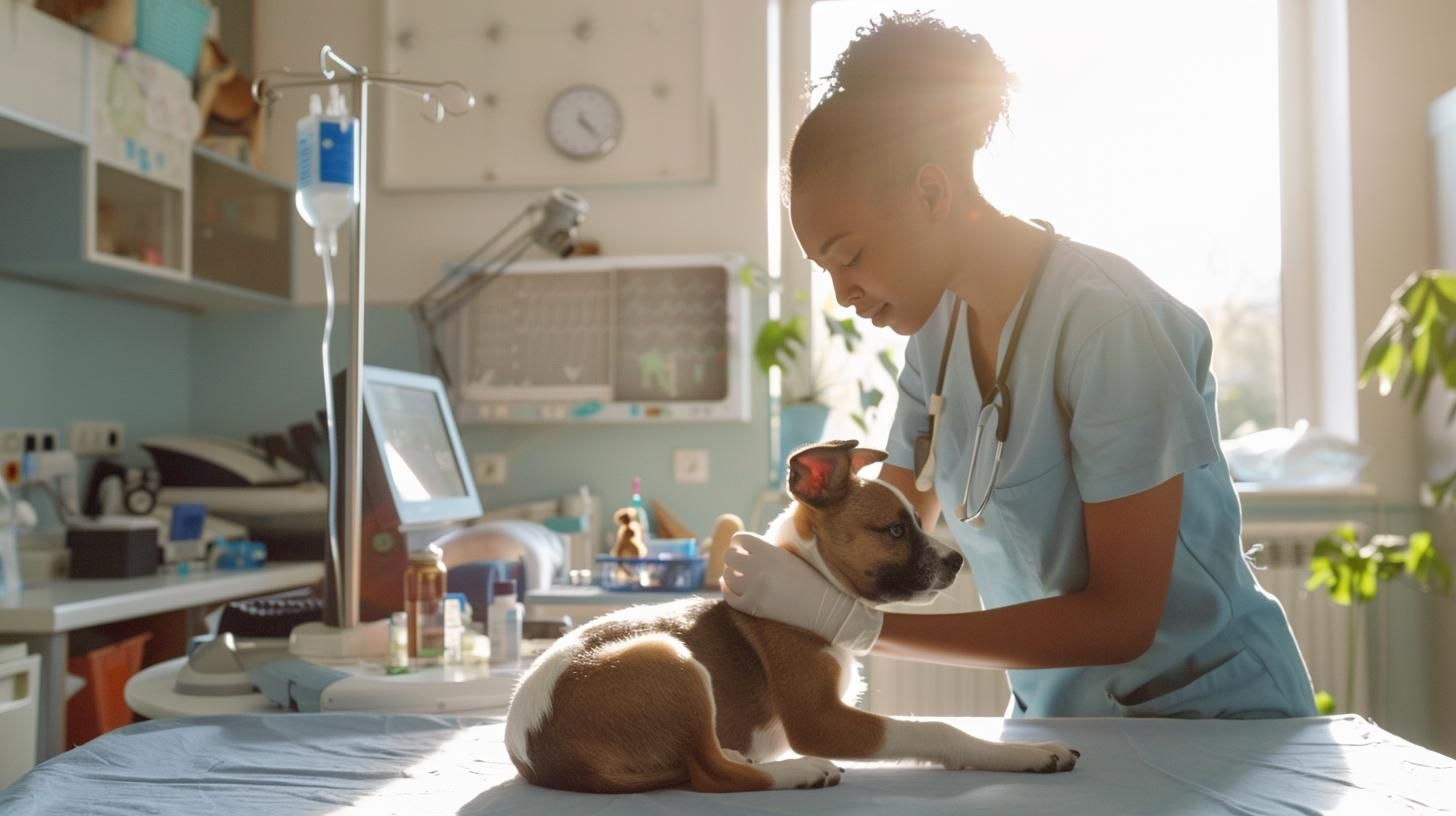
[93,163,185,274]
[191,147,293,299]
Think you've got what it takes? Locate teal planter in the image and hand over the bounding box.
[777,402,830,476]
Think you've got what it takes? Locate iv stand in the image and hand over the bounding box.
[253,47,474,632]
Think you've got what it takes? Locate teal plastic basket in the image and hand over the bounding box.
[134,0,210,78]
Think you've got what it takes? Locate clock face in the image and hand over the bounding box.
[546,85,622,160]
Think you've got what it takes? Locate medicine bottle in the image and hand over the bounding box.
[404,545,447,665]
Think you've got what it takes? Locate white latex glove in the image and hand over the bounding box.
[719,532,883,655]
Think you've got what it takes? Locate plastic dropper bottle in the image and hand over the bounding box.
[631,476,651,538]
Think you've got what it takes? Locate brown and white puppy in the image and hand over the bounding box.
[504,440,1078,794]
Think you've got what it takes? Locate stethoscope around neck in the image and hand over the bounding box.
[912,219,1058,527]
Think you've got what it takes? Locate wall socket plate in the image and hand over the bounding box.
[674,448,710,484]
[69,421,125,456]
[473,452,508,486]
[0,427,59,485]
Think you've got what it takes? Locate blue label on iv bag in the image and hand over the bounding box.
[318,121,354,185]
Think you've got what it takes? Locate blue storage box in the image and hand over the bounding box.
[134,0,210,78]
[596,556,707,592]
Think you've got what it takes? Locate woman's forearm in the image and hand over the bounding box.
[872,589,1156,670]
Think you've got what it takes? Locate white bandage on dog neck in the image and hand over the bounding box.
[764,505,866,603]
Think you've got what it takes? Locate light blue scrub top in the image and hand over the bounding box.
[887,235,1318,719]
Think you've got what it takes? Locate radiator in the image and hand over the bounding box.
[1242,520,1371,715]
[861,521,1368,717]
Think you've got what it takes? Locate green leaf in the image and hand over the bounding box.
[1315,690,1337,715]
[1359,330,1395,389]
[1400,362,1419,401]
[1398,272,1432,314]
[1376,560,1404,581]
[825,315,863,354]
[1414,368,1435,414]
[1306,556,1335,592]
[878,348,900,380]
[752,317,806,376]
[1432,270,1456,302]
[1375,339,1404,396]
[1412,326,1432,377]
[1356,559,1378,603]
[738,262,757,289]
[849,412,869,433]
[1432,558,1453,595]
[1330,561,1354,606]
[861,387,884,411]
[1406,531,1433,576]
[1433,471,1456,507]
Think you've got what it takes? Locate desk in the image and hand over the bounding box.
[0,562,323,759]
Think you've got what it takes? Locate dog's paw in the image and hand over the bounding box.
[759,756,843,790]
[722,749,754,765]
[943,741,1078,773]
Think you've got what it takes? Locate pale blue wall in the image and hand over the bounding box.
[0,278,192,460]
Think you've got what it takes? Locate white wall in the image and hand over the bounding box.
[253,0,772,305]
[1346,0,1456,503]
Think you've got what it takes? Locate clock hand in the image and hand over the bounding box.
[577,112,600,138]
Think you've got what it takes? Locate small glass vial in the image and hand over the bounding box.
[487,580,523,665]
[443,594,465,665]
[387,611,410,674]
[404,545,447,666]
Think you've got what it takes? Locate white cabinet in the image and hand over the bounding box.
[0,652,40,788]
[0,1,87,140]
[88,40,192,191]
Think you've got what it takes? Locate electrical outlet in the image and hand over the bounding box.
[0,427,58,485]
[674,448,710,484]
[473,452,508,486]
[70,421,126,456]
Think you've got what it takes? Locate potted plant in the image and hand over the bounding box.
[742,264,900,471]
[1306,268,1456,713]
[1305,525,1449,713]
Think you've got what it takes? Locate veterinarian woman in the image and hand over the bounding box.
[722,12,1317,719]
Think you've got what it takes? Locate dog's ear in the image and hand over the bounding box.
[850,448,888,472]
[788,440,859,507]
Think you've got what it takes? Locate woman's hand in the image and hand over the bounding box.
[719,532,884,654]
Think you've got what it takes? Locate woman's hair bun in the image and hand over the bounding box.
[821,11,1011,149]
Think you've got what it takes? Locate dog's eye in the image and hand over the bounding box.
[888,522,906,539]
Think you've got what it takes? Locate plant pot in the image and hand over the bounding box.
[778,402,831,472]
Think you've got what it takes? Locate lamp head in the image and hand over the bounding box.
[533,188,590,257]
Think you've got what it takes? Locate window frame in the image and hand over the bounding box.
[774,0,1356,444]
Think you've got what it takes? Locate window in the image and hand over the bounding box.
[798,0,1284,444]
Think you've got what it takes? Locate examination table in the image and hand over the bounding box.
[1,713,1451,814]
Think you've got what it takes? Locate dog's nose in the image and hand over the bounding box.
[945,552,964,573]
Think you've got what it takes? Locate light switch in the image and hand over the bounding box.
[674,448,709,484]
[473,452,508,486]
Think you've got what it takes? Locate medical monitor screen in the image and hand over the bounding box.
[367,382,468,501]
